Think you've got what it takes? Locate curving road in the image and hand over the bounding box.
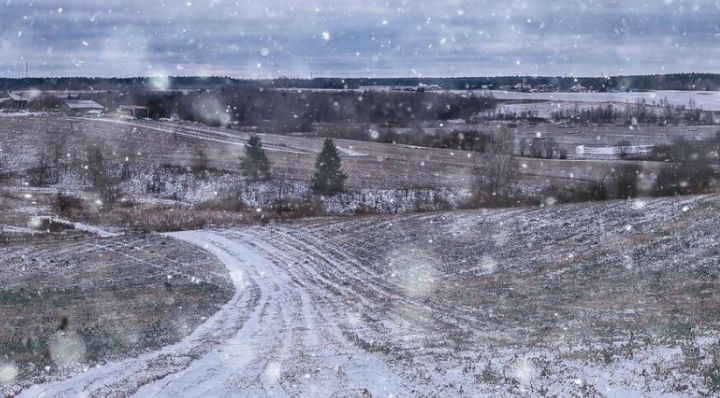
[18,230,410,398]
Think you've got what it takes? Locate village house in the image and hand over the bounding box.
[61,99,104,116]
[118,105,149,119]
[7,91,33,108]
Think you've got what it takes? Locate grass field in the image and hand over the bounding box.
[0,233,233,394]
[0,115,672,191]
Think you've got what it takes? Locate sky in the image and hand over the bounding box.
[1,0,720,78]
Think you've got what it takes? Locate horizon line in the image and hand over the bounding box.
[1,72,720,81]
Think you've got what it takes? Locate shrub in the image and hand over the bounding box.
[354,204,380,216]
[460,192,519,209]
[191,148,210,179]
[616,140,633,160]
[544,182,610,204]
[268,196,324,219]
[653,162,717,196]
[27,156,56,187]
[146,171,167,194]
[613,165,641,199]
[85,144,121,212]
[194,196,246,212]
[53,194,87,218]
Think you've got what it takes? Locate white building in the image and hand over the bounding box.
[62,100,104,116]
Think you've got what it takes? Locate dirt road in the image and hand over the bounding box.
[18,230,409,397]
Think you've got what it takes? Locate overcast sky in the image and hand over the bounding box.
[1,0,720,78]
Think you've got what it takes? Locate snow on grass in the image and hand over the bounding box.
[483,90,720,111]
[31,216,122,237]
[11,194,720,396]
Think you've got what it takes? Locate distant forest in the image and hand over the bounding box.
[2,73,720,92]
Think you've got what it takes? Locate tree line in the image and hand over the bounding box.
[134,89,497,129]
[4,73,720,91]
[16,125,720,216]
[550,101,719,126]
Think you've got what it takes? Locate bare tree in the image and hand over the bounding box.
[27,154,54,187]
[48,130,71,184]
[191,148,210,179]
[85,144,120,211]
[559,148,568,159]
[544,137,558,159]
[119,139,140,181]
[612,164,641,199]
[146,169,166,194]
[616,140,633,160]
[530,137,544,158]
[473,128,518,204]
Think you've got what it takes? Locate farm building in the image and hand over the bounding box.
[7,91,33,108]
[62,100,104,116]
[119,105,149,119]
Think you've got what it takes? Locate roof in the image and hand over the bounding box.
[119,105,148,110]
[7,91,33,101]
[64,100,104,110]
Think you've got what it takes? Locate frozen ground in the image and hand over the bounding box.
[0,234,234,396]
[16,193,720,397]
[0,115,664,191]
[483,90,720,111]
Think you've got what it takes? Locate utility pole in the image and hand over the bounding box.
[25,62,29,78]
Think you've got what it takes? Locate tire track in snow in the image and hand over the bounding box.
[17,230,409,397]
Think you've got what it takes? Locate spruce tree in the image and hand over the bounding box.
[312,139,347,195]
[241,135,271,181]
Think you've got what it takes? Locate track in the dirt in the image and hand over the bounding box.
[17,230,411,398]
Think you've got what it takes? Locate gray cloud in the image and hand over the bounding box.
[1,0,720,77]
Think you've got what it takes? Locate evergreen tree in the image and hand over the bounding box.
[312,139,347,195]
[241,135,271,181]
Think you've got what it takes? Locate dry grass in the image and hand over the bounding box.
[0,234,234,386]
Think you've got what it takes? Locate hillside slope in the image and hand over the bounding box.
[17,194,720,396]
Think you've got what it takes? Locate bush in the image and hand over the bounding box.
[37,218,75,233]
[653,162,717,196]
[613,165,641,199]
[645,144,673,161]
[354,204,381,216]
[54,194,87,218]
[27,162,55,187]
[616,140,633,160]
[439,130,494,152]
[147,95,171,119]
[544,182,610,204]
[146,171,167,194]
[194,196,246,212]
[191,149,210,179]
[85,144,121,212]
[460,192,519,209]
[269,196,324,219]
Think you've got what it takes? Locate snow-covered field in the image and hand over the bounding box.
[15,193,720,396]
[0,115,664,191]
[484,90,720,111]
